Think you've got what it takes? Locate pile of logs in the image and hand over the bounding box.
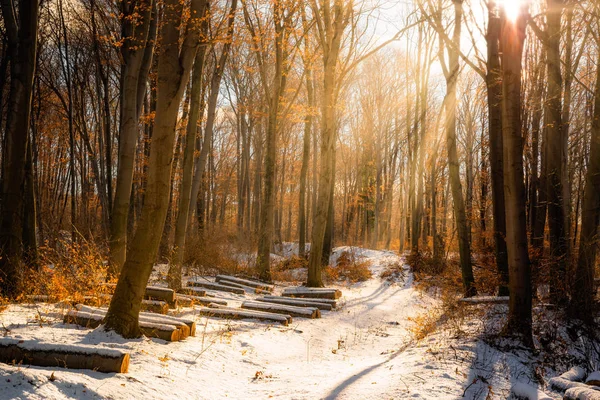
[64,305,196,342]
[256,295,337,310]
[282,287,342,300]
[241,301,320,318]
[215,275,274,293]
[549,366,600,400]
[0,338,130,373]
[198,305,291,326]
[187,281,245,295]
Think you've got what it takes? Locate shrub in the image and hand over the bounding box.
[324,250,372,284]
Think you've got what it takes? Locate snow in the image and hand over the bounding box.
[0,339,126,358]
[512,382,553,399]
[0,246,588,399]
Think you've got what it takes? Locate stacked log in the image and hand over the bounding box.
[282,287,342,300]
[0,338,130,373]
[197,307,291,326]
[144,286,177,308]
[187,281,245,295]
[215,275,274,292]
[241,301,320,318]
[263,295,337,309]
[458,296,509,304]
[64,310,182,342]
[176,287,208,297]
[256,296,333,311]
[176,294,227,307]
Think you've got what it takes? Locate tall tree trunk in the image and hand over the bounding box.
[545,0,568,303]
[486,2,509,295]
[443,0,476,297]
[307,0,348,287]
[109,0,156,276]
[104,0,207,338]
[500,10,532,343]
[0,0,39,297]
[569,50,600,321]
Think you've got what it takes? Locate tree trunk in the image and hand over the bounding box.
[544,0,568,304]
[0,0,39,297]
[500,11,532,343]
[486,3,509,295]
[569,50,600,321]
[109,0,156,276]
[444,0,476,297]
[167,14,209,289]
[104,0,208,338]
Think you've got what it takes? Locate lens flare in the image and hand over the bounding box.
[500,0,522,22]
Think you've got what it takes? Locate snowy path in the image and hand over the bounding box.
[0,248,552,399]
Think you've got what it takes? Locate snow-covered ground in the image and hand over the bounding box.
[0,247,565,399]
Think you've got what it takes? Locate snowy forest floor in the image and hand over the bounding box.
[0,246,596,399]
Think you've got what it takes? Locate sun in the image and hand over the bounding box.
[499,0,523,22]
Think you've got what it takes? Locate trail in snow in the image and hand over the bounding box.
[0,247,558,399]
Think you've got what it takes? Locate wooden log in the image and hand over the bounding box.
[262,295,337,308]
[216,279,269,294]
[0,338,130,373]
[256,297,333,311]
[549,367,589,392]
[197,307,290,326]
[241,301,320,318]
[207,304,293,324]
[587,372,600,386]
[64,310,181,342]
[458,296,509,304]
[564,387,600,400]
[144,286,176,307]
[74,305,194,338]
[215,275,274,292]
[510,382,553,400]
[282,287,342,300]
[176,294,227,307]
[85,295,169,314]
[176,287,207,297]
[140,300,170,314]
[187,281,245,295]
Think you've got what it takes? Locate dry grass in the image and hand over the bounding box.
[272,255,308,283]
[19,238,109,303]
[184,230,251,277]
[324,250,372,284]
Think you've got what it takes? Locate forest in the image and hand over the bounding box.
[0,0,599,399]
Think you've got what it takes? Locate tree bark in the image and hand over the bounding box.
[104,0,208,338]
[500,10,532,343]
[0,0,39,297]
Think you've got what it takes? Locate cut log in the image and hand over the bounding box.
[282,287,342,300]
[64,310,181,342]
[140,300,170,315]
[255,297,333,311]
[458,296,509,304]
[74,305,194,338]
[176,294,227,307]
[587,372,600,386]
[241,301,320,318]
[549,367,588,392]
[176,287,207,297]
[187,281,245,295]
[262,295,337,308]
[216,279,269,294]
[564,387,600,400]
[215,275,274,292]
[0,338,129,373]
[197,307,290,326]
[510,382,553,400]
[204,303,292,323]
[144,286,177,307]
